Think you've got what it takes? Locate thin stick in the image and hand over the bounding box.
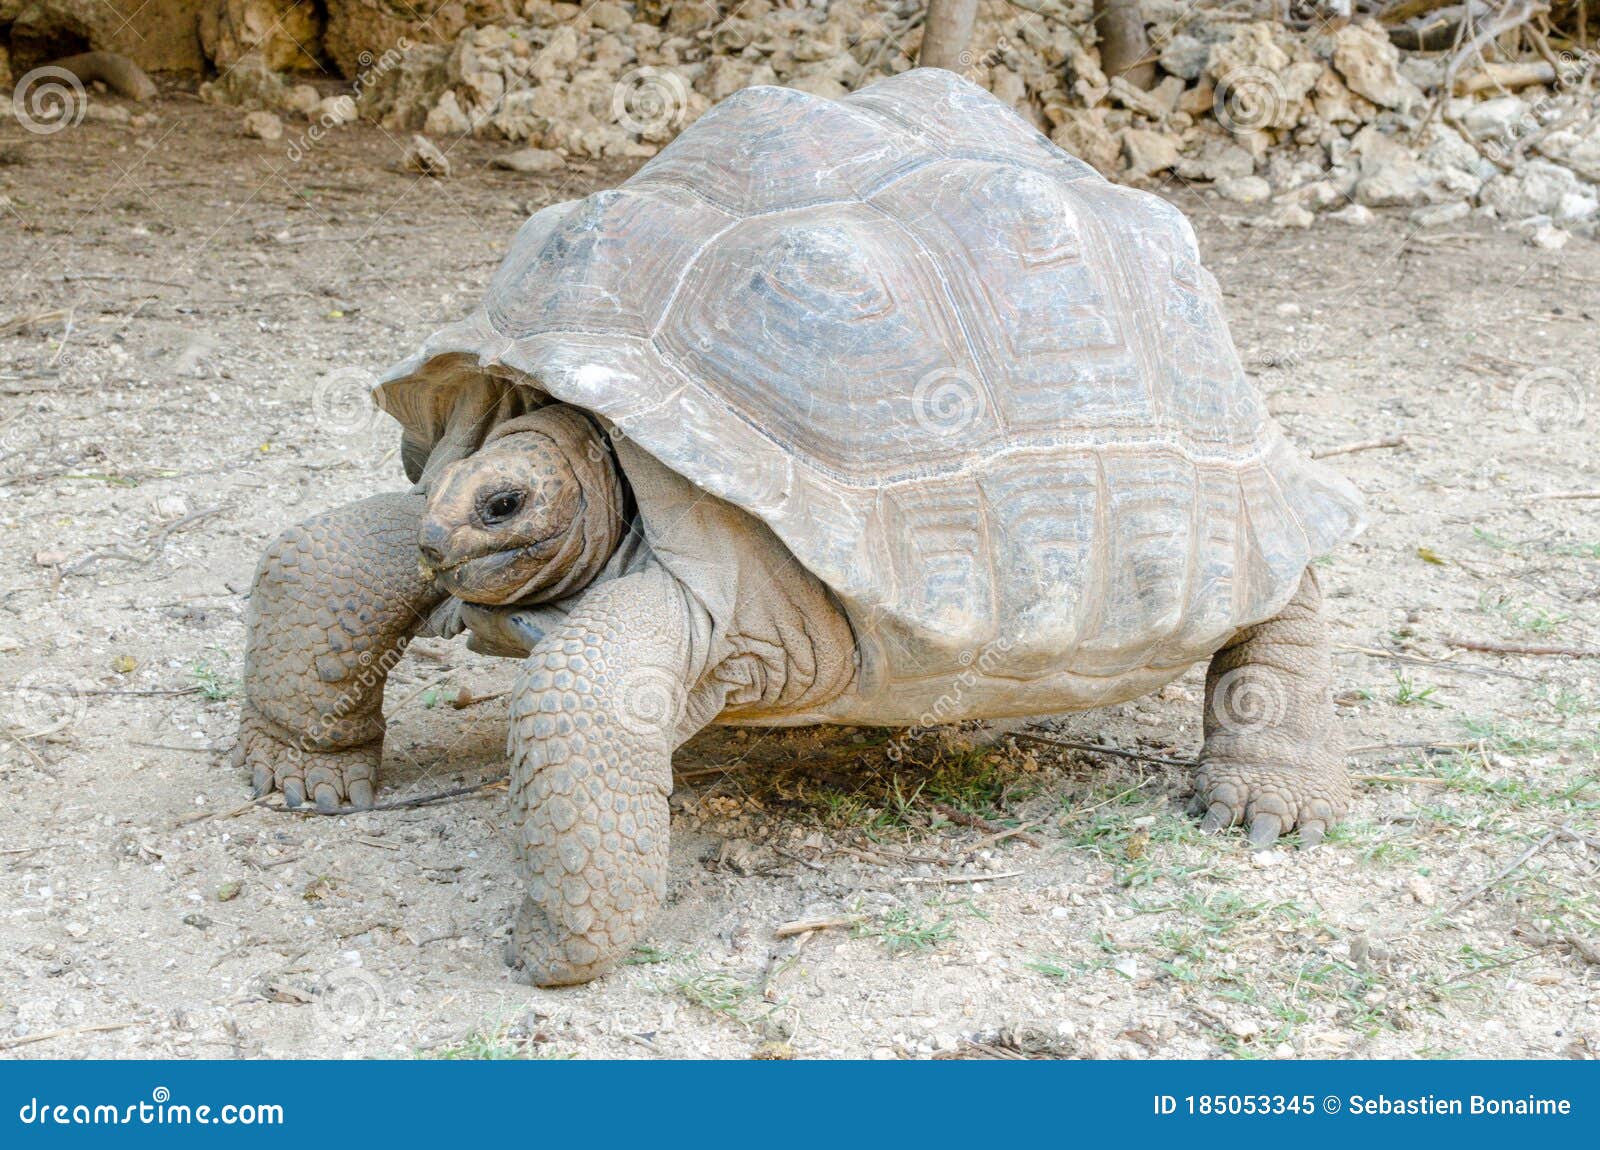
[1014,730,1193,768]
[1442,821,1570,915]
[903,870,1024,885]
[0,1021,137,1050]
[774,915,860,938]
[4,685,200,697]
[675,760,763,783]
[1353,773,1451,785]
[1556,827,1600,853]
[965,821,1044,853]
[1443,636,1600,658]
[1310,435,1405,459]
[1334,643,1538,682]
[1528,490,1600,501]
[771,845,826,872]
[1072,777,1156,817]
[1346,740,1474,753]
[930,801,1043,847]
[297,776,508,817]
[62,505,225,576]
[175,793,276,827]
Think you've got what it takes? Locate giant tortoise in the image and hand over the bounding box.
[236,69,1366,985]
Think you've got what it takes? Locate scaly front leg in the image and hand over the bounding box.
[235,492,446,811]
[505,563,706,986]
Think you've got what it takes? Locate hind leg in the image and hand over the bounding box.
[1191,569,1349,847]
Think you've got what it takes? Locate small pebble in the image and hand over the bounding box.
[242,110,283,141]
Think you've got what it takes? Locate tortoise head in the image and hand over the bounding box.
[419,407,626,606]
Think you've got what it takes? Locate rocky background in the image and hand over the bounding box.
[4,2,1599,237]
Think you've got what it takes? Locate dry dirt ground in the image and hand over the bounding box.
[1,88,1597,1061]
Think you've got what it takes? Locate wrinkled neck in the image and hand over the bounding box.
[487,407,629,605]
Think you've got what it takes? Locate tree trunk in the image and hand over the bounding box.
[1094,0,1157,90]
[920,0,980,72]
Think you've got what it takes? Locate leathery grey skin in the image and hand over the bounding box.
[236,68,1367,985]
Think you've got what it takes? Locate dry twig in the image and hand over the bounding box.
[773,916,861,938]
[298,776,508,816]
[0,1021,138,1050]
[930,801,1043,847]
[1015,730,1192,769]
[1311,435,1406,459]
[1443,636,1600,658]
[903,870,1024,885]
[1442,821,1571,915]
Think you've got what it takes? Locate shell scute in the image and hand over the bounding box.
[653,204,992,483]
[631,84,924,213]
[488,188,729,341]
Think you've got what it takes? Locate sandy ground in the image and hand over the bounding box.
[1,89,1597,1061]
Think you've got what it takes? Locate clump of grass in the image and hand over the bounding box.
[1325,820,1423,865]
[190,658,238,700]
[672,971,760,1022]
[1390,671,1442,708]
[1025,956,1084,981]
[430,1020,570,1060]
[1478,592,1570,635]
[861,906,955,955]
[717,724,1037,836]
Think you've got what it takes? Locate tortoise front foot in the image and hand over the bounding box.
[1189,756,1348,848]
[236,705,379,812]
[503,565,700,986]
[1191,569,1349,849]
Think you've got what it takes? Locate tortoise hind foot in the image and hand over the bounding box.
[1193,568,1349,849]
[235,706,380,812]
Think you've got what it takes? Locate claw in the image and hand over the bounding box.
[1200,802,1234,833]
[1247,813,1284,848]
[347,779,374,810]
[282,777,305,808]
[313,783,340,813]
[1186,792,1206,817]
[1298,820,1326,848]
[252,765,270,798]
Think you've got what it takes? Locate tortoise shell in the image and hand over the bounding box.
[376,69,1364,713]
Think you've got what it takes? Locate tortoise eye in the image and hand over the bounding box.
[481,491,524,525]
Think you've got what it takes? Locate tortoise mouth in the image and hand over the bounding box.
[431,540,559,606]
